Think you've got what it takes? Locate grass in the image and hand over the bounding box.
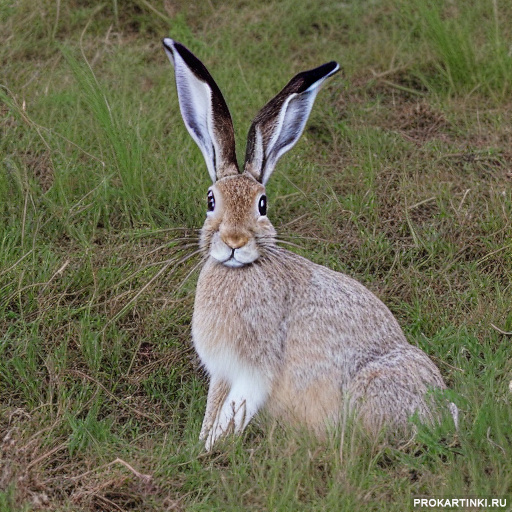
[1,0,511,510]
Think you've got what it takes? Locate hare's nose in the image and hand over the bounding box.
[221,232,249,249]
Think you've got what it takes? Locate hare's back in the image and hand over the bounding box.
[284,251,409,354]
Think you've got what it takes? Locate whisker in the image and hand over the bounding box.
[174,255,206,294]
[274,239,303,250]
[266,246,300,263]
[255,234,277,242]
[145,240,199,257]
[276,213,310,229]
[160,247,204,267]
[131,227,202,238]
[259,246,285,260]
[112,235,200,258]
[103,249,203,332]
[137,246,202,271]
[278,233,338,244]
[255,233,303,251]
[112,246,201,291]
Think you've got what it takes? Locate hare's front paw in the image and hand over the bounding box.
[203,379,268,450]
[204,396,248,451]
[199,418,212,442]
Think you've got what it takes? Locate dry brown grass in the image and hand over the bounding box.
[1,0,511,510]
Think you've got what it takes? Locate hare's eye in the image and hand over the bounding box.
[207,190,215,212]
[258,195,267,216]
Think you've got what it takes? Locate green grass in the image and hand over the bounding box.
[1,0,511,510]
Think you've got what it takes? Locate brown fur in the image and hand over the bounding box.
[193,183,453,442]
[163,38,457,449]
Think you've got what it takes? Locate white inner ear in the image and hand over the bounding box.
[252,126,264,175]
[167,48,217,182]
[259,68,339,185]
[266,93,296,163]
[261,92,315,184]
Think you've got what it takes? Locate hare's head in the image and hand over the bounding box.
[163,39,339,268]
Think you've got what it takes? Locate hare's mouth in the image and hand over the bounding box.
[221,255,248,268]
[209,236,260,268]
[216,248,259,268]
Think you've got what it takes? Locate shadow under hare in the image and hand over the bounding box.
[162,38,458,451]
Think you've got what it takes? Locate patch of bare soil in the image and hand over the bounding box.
[24,150,55,193]
[0,405,185,511]
[393,101,448,144]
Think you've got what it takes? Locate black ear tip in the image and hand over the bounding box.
[292,61,340,93]
[320,61,341,77]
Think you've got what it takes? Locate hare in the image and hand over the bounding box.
[162,38,458,450]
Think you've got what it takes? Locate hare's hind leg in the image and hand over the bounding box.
[346,353,445,436]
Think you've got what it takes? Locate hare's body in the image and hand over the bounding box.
[194,247,445,443]
[163,38,457,450]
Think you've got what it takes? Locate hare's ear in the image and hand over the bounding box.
[163,38,239,182]
[244,62,339,185]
